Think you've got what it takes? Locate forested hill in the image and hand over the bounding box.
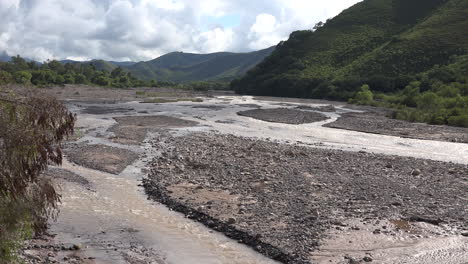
[126,46,275,82]
[232,0,468,98]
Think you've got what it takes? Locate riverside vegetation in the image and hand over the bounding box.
[0,88,75,263]
[231,0,468,127]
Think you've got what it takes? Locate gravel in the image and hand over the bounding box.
[143,133,468,263]
[324,112,468,143]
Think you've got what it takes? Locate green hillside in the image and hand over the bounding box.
[231,0,468,127]
[233,0,467,97]
[127,47,275,82]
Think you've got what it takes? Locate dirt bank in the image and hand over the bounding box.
[325,112,468,143]
[238,108,329,124]
[143,132,468,263]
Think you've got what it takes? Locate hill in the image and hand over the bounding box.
[59,59,121,72]
[127,46,275,82]
[232,0,467,98]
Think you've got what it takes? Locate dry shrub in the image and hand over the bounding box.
[0,86,75,262]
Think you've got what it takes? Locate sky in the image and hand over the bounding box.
[0,0,361,62]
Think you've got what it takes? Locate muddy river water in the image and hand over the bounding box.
[49,95,468,264]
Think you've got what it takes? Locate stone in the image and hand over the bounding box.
[72,244,82,250]
[363,256,373,262]
[411,169,422,176]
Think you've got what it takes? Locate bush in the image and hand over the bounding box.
[74,74,87,84]
[350,84,374,104]
[447,115,468,127]
[0,71,13,85]
[55,75,65,85]
[93,75,111,86]
[63,74,75,84]
[13,71,32,84]
[31,70,57,85]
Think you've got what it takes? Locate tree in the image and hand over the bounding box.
[13,71,32,84]
[0,89,75,261]
[93,75,110,86]
[351,84,374,104]
[111,67,124,78]
[74,74,87,84]
[63,73,75,84]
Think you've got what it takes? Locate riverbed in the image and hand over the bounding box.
[22,87,468,264]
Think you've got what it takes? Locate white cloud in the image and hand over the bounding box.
[0,0,362,61]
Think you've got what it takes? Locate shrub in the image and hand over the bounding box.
[0,90,75,262]
[74,74,87,84]
[350,84,374,104]
[0,71,13,85]
[63,74,75,84]
[13,71,32,84]
[447,115,468,127]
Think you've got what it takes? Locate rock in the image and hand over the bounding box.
[461,232,468,237]
[72,244,82,250]
[411,169,422,176]
[227,218,236,225]
[363,256,373,262]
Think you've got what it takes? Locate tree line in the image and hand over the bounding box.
[0,55,151,88]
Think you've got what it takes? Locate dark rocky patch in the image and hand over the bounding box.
[238,108,329,124]
[296,105,336,112]
[191,105,226,110]
[65,144,139,174]
[81,106,134,115]
[143,133,468,263]
[44,168,90,187]
[110,115,198,144]
[325,112,468,143]
[236,104,262,108]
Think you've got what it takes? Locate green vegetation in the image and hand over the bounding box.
[0,55,150,88]
[231,0,468,127]
[127,47,275,82]
[157,80,230,91]
[0,90,75,262]
[354,55,468,127]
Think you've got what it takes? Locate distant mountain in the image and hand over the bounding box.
[232,0,468,97]
[0,51,38,63]
[4,46,274,83]
[127,46,275,82]
[0,51,11,62]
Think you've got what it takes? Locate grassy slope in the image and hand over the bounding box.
[233,0,466,95]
